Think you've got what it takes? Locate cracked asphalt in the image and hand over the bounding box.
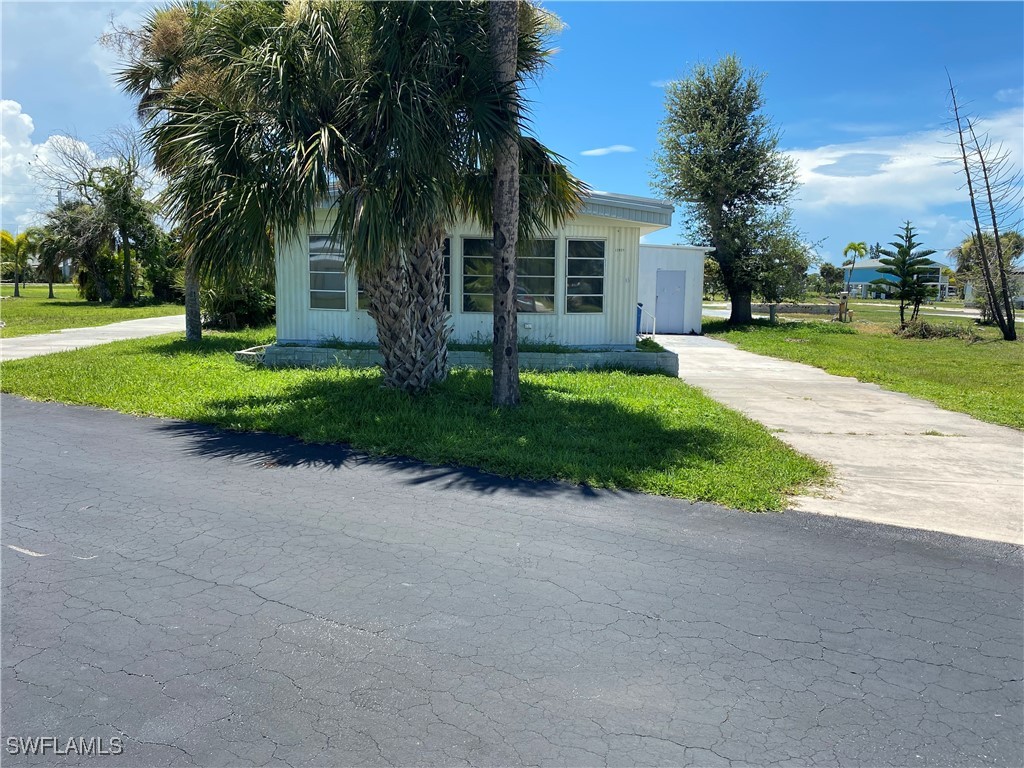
[2,395,1022,767]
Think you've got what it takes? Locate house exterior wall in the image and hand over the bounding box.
[275,211,643,349]
[637,244,707,334]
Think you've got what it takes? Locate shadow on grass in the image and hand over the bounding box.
[155,368,730,502]
[148,332,272,357]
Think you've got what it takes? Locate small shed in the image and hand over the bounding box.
[637,244,709,335]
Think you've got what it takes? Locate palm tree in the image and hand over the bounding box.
[117,0,584,393]
[489,0,522,407]
[842,241,867,297]
[1,228,44,298]
[870,222,937,326]
[36,227,70,299]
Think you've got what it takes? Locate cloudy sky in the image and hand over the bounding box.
[2,1,1022,267]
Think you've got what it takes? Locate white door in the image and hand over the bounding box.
[655,270,687,334]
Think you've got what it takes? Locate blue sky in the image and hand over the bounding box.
[2,1,1022,268]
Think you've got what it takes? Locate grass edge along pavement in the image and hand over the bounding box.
[0,284,184,338]
[0,327,827,512]
[703,318,1024,430]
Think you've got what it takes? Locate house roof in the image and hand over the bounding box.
[582,191,673,233]
[851,258,941,270]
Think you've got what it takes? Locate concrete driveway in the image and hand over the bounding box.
[658,334,1024,544]
[0,315,185,361]
[2,396,1021,766]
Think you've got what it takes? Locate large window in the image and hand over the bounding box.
[356,239,450,311]
[309,235,346,310]
[462,238,555,313]
[566,239,605,313]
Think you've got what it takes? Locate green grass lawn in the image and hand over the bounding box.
[704,318,1023,429]
[0,327,826,511]
[0,283,184,338]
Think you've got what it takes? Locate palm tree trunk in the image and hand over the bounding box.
[121,235,135,304]
[13,266,20,298]
[48,272,54,299]
[363,241,450,395]
[184,259,202,341]
[489,0,521,407]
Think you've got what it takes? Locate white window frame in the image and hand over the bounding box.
[308,234,347,311]
[565,238,606,314]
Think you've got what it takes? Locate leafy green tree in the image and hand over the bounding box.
[44,199,117,302]
[870,222,937,326]
[1,228,43,297]
[753,212,811,304]
[652,55,799,324]
[842,241,867,295]
[819,263,844,295]
[703,256,726,299]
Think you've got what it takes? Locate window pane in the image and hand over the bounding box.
[310,255,345,273]
[566,257,604,276]
[567,240,604,260]
[310,272,346,291]
[311,290,347,310]
[520,239,555,259]
[358,292,372,311]
[567,277,603,296]
[463,238,493,257]
[309,235,344,254]
[566,295,603,313]
[518,276,555,296]
[517,257,555,277]
[463,293,494,313]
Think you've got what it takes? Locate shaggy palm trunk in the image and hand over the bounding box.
[121,234,134,304]
[13,267,20,298]
[489,0,521,407]
[363,236,450,395]
[47,273,54,299]
[184,260,202,341]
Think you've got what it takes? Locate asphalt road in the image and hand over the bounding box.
[2,395,1021,767]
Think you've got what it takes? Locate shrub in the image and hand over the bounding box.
[201,280,276,329]
[894,319,980,341]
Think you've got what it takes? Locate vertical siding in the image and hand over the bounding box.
[637,245,706,334]
[276,212,643,349]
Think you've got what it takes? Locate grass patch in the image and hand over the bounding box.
[0,327,825,511]
[704,318,1023,429]
[0,283,184,338]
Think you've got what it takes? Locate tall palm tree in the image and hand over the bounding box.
[36,227,70,299]
[842,240,867,297]
[118,0,584,393]
[489,0,522,407]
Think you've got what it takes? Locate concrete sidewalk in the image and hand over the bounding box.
[0,315,185,362]
[657,334,1024,544]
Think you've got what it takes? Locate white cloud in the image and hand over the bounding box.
[787,107,1023,212]
[650,79,671,88]
[580,144,637,157]
[995,88,1023,104]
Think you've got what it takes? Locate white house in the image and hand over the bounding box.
[636,244,710,335]
[274,191,680,350]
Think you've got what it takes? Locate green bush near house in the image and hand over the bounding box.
[0,328,826,512]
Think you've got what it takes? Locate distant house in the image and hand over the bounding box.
[275,191,684,350]
[845,258,951,300]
